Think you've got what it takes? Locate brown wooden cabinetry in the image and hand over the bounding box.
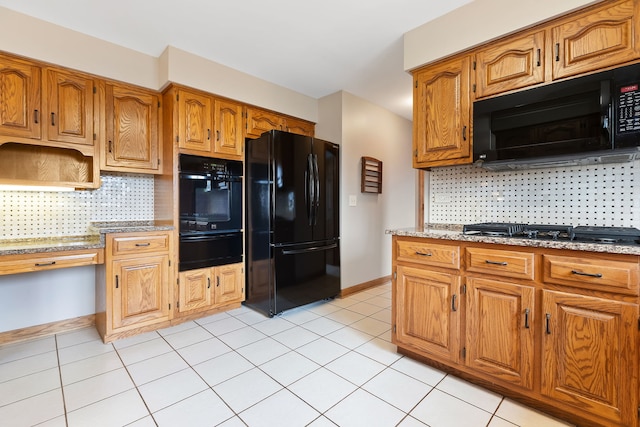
[412,55,471,168]
[102,83,161,173]
[245,106,315,139]
[96,231,173,342]
[395,265,461,363]
[541,290,637,426]
[43,68,97,147]
[213,98,243,158]
[475,30,545,98]
[465,277,535,390]
[551,0,640,80]
[0,53,41,140]
[177,89,212,153]
[177,263,244,316]
[392,235,640,427]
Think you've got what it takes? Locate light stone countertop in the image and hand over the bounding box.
[0,221,174,256]
[386,224,640,256]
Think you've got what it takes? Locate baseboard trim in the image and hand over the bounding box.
[339,275,391,298]
[0,314,96,345]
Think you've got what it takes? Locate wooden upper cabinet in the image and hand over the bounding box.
[43,68,96,146]
[413,55,471,168]
[177,89,212,153]
[475,30,545,98]
[103,83,161,173]
[245,107,284,138]
[283,116,314,136]
[466,278,535,390]
[245,106,315,139]
[552,0,640,80]
[213,99,243,158]
[0,54,41,140]
[541,290,638,426]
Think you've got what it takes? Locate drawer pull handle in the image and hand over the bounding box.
[207,278,211,289]
[135,243,151,247]
[485,260,508,266]
[35,261,56,267]
[415,251,432,257]
[115,275,119,289]
[545,313,551,334]
[524,308,530,329]
[571,270,602,278]
[217,276,220,287]
[451,294,457,312]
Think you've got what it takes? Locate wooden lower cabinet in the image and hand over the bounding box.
[542,290,638,426]
[96,231,173,342]
[392,235,640,427]
[395,264,460,363]
[177,262,244,316]
[465,278,535,390]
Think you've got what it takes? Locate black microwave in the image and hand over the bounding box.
[473,62,640,170]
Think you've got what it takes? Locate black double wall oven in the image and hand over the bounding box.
[179,154,243,272]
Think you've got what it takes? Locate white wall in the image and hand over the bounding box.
[0,6,317,122]
[317,92,414,289]
[404,0,602,70]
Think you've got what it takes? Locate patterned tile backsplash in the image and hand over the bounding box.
[0,173,155,239]
[428,160,639,228]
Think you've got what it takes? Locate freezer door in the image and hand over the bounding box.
[272,240,341,315]
[272,132,314,244]
[311,139,340,241]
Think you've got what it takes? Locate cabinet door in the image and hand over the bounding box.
[178,89,212,153]
[475,31,545,98]
[44,68,95,146]
[215,263,244,304]
[542,290,638,426]
[466,278,535,390]
[413,55,471,168]
[104,84,160,172]
[245,107,284,138]
[0,54,41,139]
[112,254,170,330]
[552,0,640,80]
[284,117,314,137]
[213,99,243,158]
[395,265,460,363]
[178,268,213,313]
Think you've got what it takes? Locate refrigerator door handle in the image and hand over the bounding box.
[313,154,320,226]
[307,153,315,226]
[281,243,338,255]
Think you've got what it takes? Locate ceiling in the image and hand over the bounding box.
[0,0,473,120]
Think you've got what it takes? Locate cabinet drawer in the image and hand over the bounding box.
[466,247,535,280]
[110,233,170,256]
[0,249,103,276]
[543,255,639,295]
[396,239,460,269]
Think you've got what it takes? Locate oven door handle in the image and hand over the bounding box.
[180,233,238,242]
[281,243,337,255]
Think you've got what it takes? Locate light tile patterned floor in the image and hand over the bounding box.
[0,283,574,427]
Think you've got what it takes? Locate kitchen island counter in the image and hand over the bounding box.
[386,224,640,256]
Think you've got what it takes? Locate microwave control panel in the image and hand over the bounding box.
[617,83,640,135]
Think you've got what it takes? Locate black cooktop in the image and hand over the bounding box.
[463,223,640,245]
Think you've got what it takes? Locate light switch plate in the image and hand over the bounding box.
[349,195,357,206]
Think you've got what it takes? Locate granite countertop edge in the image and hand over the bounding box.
[386,225,640,256]
[0,221,174,256]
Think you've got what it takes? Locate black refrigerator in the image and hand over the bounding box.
[245,130,340,317]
